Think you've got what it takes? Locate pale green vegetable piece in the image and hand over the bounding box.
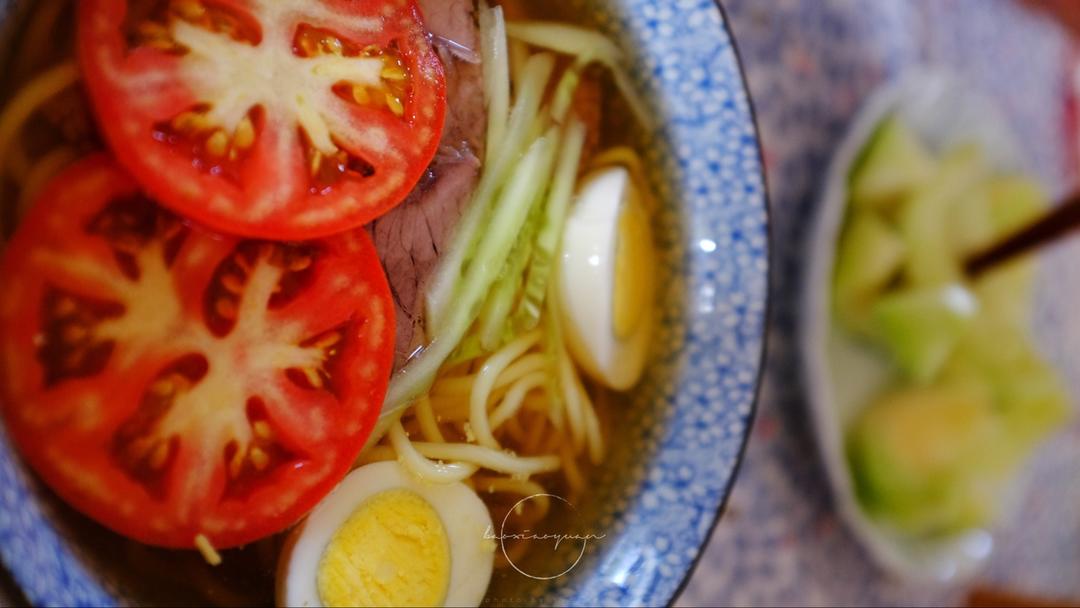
[847,383,1013,536]
[833,211,906,330]
[871,284,979,384]
[965,175,1047,325]
[479,3,510,160]
[944,321,1070,450]
[518,119,588,331]
[505,21,652,130]
[425,53,555,335]
[849,116,935,211]
[946,181,994,257]
[898,143,988,286]
[987,174,1047,233]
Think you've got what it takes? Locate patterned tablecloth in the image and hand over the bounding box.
[679,1,1080,606]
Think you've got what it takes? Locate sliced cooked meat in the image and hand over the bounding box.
[439,45,486,152]
[374,0,487,370]
[418,0,480,56]
[372,155,480,367]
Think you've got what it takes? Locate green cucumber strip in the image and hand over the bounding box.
[506,21,652,130]
[479,3,510,160]
[424,53,555,334]
[517,118,588,331]
[383,130,560,417]
[478,211,538,351]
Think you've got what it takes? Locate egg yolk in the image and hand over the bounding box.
[613,190,655,340]
[317,489,451,607]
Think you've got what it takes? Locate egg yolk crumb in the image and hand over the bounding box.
[317,489,451,607]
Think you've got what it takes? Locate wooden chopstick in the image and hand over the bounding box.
[965,189,1080,277]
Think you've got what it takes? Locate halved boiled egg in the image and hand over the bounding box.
[557,165,656,391]
[277,461,494,607]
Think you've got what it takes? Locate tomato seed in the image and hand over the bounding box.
[352,86,371,105]
[288,255,312,272]
[308,150,324,177]
[53,297,76,318]
[311,332,341,350]
[172,0,206,21]
[381,65,406,81]
[385,93,404,117]
[205,130,228,158]
[149,441,170,470]
[150,376,175,397]
[300,366,324,389]
[320,36,344,57]
[221,274,245,294]
[233,117,255,150]
[61,324,88,344]
[137,22,170,40]
[171,111,204,134]
[228,447,246,479]
[249,447,269,472]
[215,298,238,320]
[252,420,273,440]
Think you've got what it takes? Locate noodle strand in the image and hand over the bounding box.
[489,370,547,429]
[408,440,559,476]
[414,396,446,443]
[557,345,586,453]
[389,421,478,484]
[470,330,540,449]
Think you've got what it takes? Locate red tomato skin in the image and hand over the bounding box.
[0,156,396,548]
[78,0,447,240]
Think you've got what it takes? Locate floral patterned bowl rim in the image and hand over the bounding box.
[0,0,770,606]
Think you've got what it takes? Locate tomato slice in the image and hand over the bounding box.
[78,0,447,240]
[0,155,395,548]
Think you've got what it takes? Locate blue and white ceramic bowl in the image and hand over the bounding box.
[0,1,770,606]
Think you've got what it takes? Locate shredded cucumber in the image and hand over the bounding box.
[479,3,510,160]
[550,56,589,123]
[478,207,539,351]
[445,332,484,368]
[505,21,652,129]
[517,118,587,331]
[383,130,560,417]
[424,53,555,334]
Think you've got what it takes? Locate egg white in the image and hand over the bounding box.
[557,166,654,390]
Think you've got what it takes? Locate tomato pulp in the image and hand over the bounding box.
[0,156,395,548]
[79,0,447,239]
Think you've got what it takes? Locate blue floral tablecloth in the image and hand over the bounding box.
[679,1,1080,606]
